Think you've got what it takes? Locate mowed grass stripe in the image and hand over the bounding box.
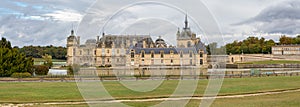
[0,76,299,103]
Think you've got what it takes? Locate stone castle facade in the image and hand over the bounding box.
[67,15,208,68]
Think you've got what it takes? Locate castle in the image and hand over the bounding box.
[67,15,208,68]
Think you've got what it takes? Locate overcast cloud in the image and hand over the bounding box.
[0,0,299,47]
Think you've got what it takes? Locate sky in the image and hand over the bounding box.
[0,0,299,47]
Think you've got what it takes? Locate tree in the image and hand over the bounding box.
[0,37,33,77]
[279,35,293,45]
[0,37,12,49]
[42,54,53,68]
[225,36,275,54]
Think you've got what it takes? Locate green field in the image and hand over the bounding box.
[0,76,299,106]
[33,58,66,65]
[236,60,300,64]
[124,91,300,107]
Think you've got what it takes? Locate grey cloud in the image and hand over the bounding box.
[236,0,300,34]
[0,0,96,47]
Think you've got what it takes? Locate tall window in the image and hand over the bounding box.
[151,51,154,58]
[187,41,191,47]
[200,52,203,57]
[200,59,203,65]
[171,59,173,63]
[180,51,183,58]
[131,50,135,58]
[189,51,193,58]
[190,59,193,65]
[141,50,145,58]
[94,50,96,55]
[73,49,76,56]
[160,51,164,58]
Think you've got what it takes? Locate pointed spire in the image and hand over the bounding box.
[71,23,74,36]
[184,13,188,29]
[71,30,74,36]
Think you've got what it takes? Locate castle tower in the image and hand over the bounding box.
[176,14,197,48]
[67,30,79,65]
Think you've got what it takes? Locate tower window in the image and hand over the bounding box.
[200,59,203,65]
[200,52,203,57]
[160,51,164,58]
[189,51,193,57]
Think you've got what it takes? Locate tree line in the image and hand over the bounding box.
[207,35,300,55]
[18,45,67,60]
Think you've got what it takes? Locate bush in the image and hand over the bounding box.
[67,64,80,75]
[11,72,32,78]
[33,65,49,75]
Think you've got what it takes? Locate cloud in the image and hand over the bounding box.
[236,0,300,34]
[43,9,83,22]
[0,0,95,47]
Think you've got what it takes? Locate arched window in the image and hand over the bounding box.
[231,57,234,62]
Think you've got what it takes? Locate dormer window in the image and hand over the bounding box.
[131,50,135,58]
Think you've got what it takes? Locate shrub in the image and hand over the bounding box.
[11,72,32,78]
[33,65,49,75]
[67,64,80,75]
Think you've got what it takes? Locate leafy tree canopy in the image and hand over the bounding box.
[0,37,34,77]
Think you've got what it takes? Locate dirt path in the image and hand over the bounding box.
[1,88,300,106]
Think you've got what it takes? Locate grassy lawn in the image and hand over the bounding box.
[236,60,300,64]
[34,58,66,62]
[34,58,66,65]
[0,76,299,106]
[124,91,300,107]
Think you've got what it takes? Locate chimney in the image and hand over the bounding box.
[97,36,100,43]
[143,39,147,48]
